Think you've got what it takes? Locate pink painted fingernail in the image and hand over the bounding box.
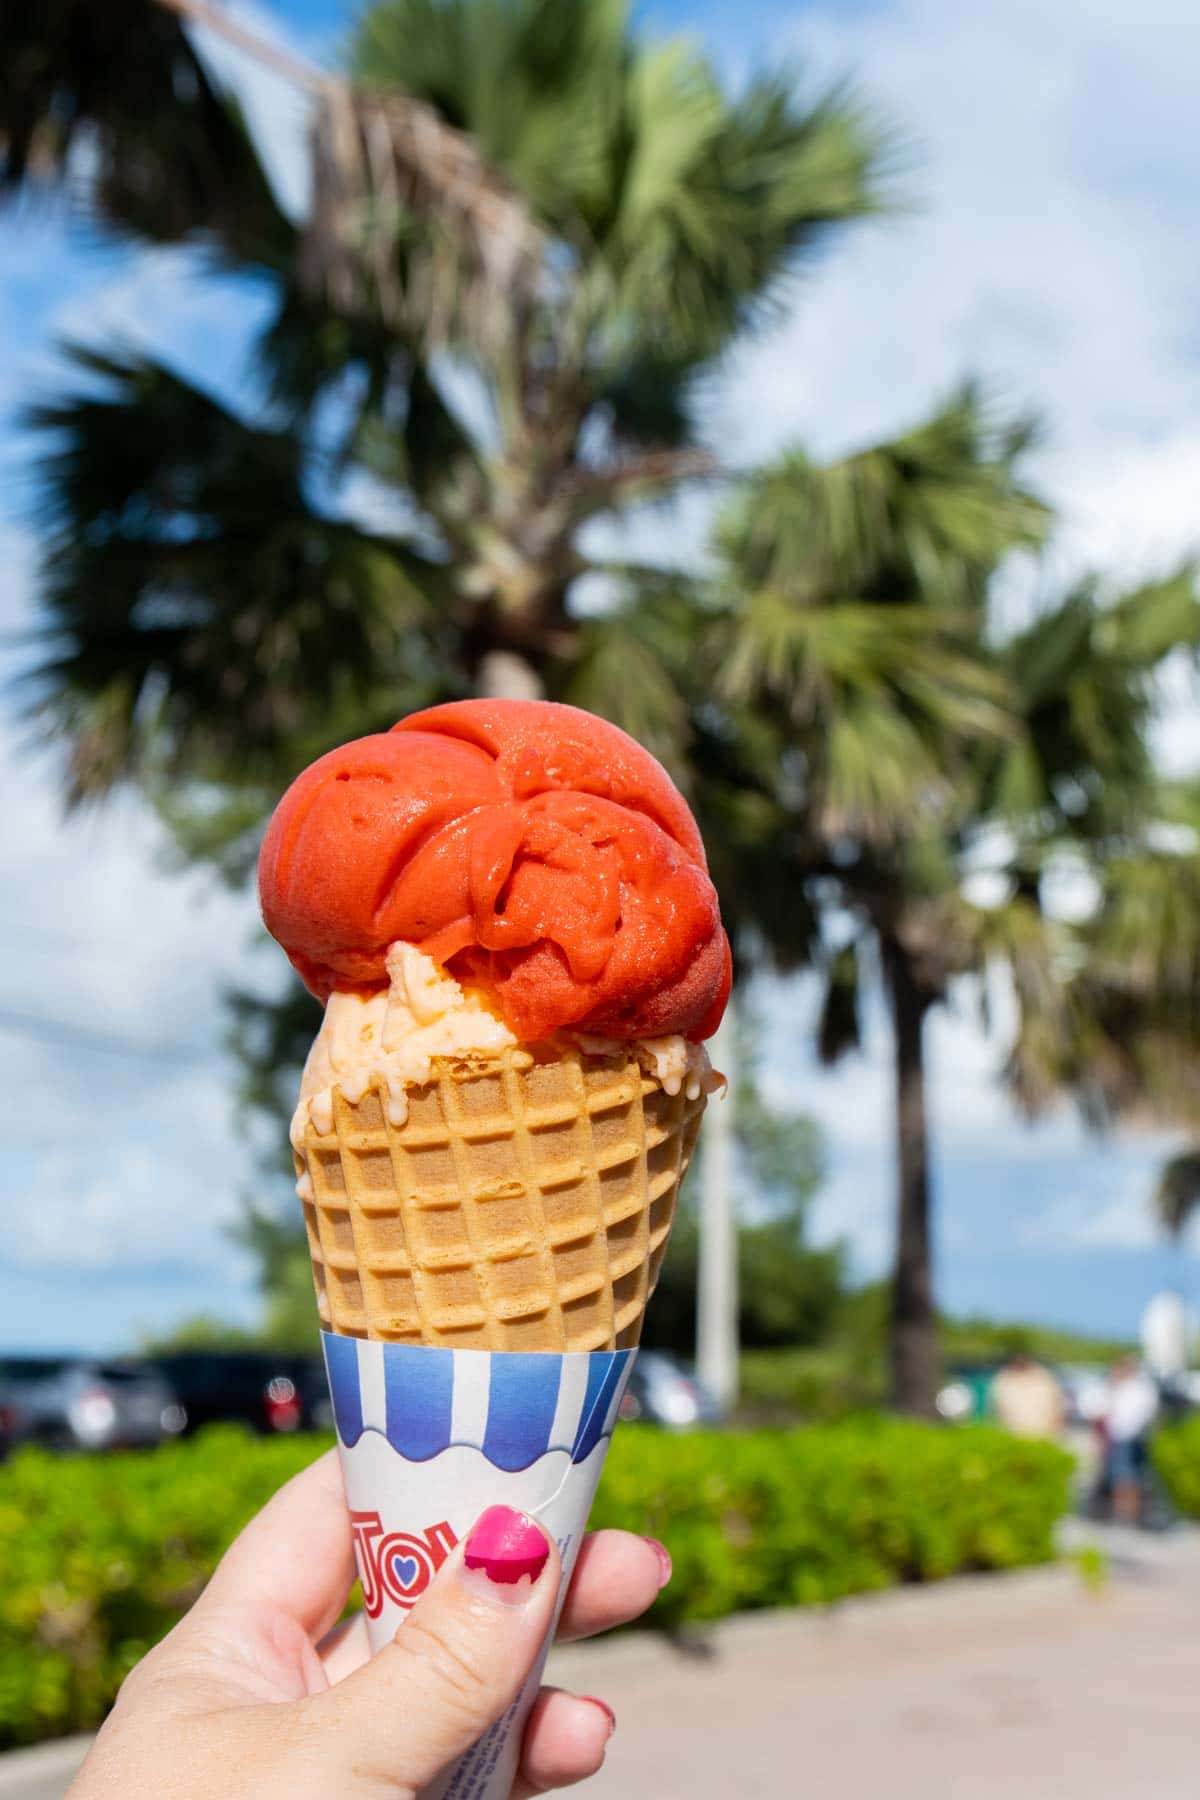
[464,1506,551,1590]
[581,1696,616,1737]
[643,1536,672,1588]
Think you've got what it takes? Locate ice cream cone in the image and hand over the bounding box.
[295,1040,706,1352]
[264,703,728,1800]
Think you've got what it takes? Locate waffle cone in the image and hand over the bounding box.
[294,1040,706,1352]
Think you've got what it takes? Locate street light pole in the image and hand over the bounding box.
[697,1002,738,1412]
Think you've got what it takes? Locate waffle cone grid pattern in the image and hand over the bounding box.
[295,1042,706,1352]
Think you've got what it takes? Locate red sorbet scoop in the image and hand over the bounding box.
[258,699,731,1042]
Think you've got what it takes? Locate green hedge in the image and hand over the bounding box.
[737,1348,886,1421]
[1151,1414,1200,1514]
[0,1420,1071,1748]
[594,1420,1070,1622]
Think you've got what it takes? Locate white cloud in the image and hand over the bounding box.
[9,1136,248,1274]
[807,1151,892,1270]
[0,518,271,1295]
[1051,433,1200,589]
[1019,1179,1179,1254]
[726,0,1200,475]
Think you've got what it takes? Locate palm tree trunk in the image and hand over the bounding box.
[883,941,939,1417]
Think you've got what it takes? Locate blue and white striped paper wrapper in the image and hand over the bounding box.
[321,1333,637,1800]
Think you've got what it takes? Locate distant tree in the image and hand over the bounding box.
[939,1312,1134,1367]
[703,388,1042,1411]
[704,386,1200,1413]
[139,1315,258,1354]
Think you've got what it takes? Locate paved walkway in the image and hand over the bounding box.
[7,1526,1199,1799]
[547,1524,1200,1799]
[0,1740,88,1800]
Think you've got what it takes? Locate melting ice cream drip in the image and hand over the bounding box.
[291,943,517,1155]
[292,945,719,1202]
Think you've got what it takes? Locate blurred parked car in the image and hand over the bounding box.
[144,1351,327,1435]
[619,1351,719,1428]
[297,1357,335,1432]
[0,1355,184,1452]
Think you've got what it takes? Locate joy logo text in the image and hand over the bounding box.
[351,1510,459,1617]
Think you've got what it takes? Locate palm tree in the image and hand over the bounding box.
[15,0,893,866]
[704,388,1046,1411]
[702,385,1200,1413]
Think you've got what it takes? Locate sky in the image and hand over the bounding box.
[2,0,1199,1351]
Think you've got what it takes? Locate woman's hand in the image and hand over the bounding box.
[69,1449,669,1798]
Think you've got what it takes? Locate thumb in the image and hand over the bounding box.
[313,1506,560,1794]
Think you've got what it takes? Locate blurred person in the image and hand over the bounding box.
[67,1450,668,1799]
[991,1352,1066,1440]
[1104,1356,1159,1526]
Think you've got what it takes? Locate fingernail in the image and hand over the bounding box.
[642,1536,672,1588]
[463,1506,551,1596]
[580,1696,616,1738]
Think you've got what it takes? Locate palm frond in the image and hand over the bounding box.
[723,594,1009,731]
[591,346,699,449]
[557,448,716,526]
[0,0,293,266]
[994,834,1200,1132]
[1155,1151,1200,1242]
[19,344,447,802]
[598,60,898,357]
[353,0,894,361]
[712,389,1047,846]
[1088,850,1200,1008]
[824,697,953,840]
[684,707,820,971]
[397,364,490,530]
[817,941,862,1065]
[153,783,281,886]
[300,78,542,348]
[991,569,1200,841]
[720,386,1049,606]
[1103,564,1200,668]
[353,0,630,217]
[996,587,1149,828]
[553,599,693,781]
[255,275,402,426]
[719,593,1014,845]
